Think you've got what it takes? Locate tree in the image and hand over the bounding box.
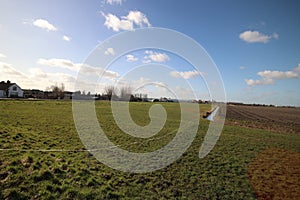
[120,86,132,101]
[104,85,116,100]
[49,83,65,99]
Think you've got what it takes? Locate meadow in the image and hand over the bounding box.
[0,100,299,199]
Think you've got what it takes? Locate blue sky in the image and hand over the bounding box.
[0,0,299,106]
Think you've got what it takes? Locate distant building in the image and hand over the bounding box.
[0,80,24,98]
[152,99,160,102]
[134,93,148,102]
[43,91,55,99]
[63,91,73,99]
[160,97,168,102]
[159,97,175,102]
[23,89,44,99]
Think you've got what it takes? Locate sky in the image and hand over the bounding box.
[0,0,300,106]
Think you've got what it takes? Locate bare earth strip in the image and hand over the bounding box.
[225,105,300,134]
[248,148,300,200]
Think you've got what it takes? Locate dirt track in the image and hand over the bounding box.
[225,105,300,134]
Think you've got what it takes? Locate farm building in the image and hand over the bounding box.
[23,89,44,99]
[0,80,24,98]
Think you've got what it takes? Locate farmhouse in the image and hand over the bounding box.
[0,80,24,98]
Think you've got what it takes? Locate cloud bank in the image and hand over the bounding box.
[245,64,299,86]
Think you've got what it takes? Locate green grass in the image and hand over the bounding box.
[0,100,299,199]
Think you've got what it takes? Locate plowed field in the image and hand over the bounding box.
[226,105,300,134]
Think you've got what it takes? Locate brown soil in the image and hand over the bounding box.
[225,105,300,134]
[248,148,300,200]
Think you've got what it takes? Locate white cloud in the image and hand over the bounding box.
[128,77,168,97]
[245,65,299,86]
[142,59,151,64]
[293,64,300,73]
[240,66,246,70]
[63,35,71,42]
[80,65,119,79]
[245,78,275,86]
[126,54,138,62]
[1,60,119,92]
[126,11,151,27]
[143,50,169,63]
[170,70,205,79]
[130,77,166,88]
[0,62,27,79]
[239,30,278,43]
[102,13,133,31]
[174,86,197,100]
[102,11,151,32]
[257,70,298,80]
[273,33,279,39]
[127,78,167,95]
[37,58,119,79]
[0,61,74,90]
[33,19,57,31]
[29,71,76,91]
[104,47,115,56]
[0,53,6,59]
[132,77,151,86]
[154,82,167,88]
[29,68,49,79]
[37,58,80,71]
[105,0,124,5]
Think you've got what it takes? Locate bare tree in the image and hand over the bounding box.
[120,85,132,100]
[60,83,65,94]
[50,83,65,99]
[104,85,116,100]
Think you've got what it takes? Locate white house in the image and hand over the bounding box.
[0,90,5,97]
[0,80,24,98]
[8,83,24,98]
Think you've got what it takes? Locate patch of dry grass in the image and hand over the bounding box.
[248,148,300,200]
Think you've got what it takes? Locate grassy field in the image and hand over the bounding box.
[0,100,299,199]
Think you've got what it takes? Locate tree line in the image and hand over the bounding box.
[73,85,148,102]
